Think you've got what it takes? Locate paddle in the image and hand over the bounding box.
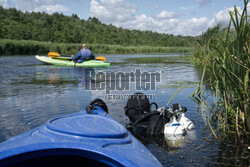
[48,52,60,58]
[48,52,106,62]
[95,56,106,62]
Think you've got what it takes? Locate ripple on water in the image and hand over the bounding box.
[0,55,248,166]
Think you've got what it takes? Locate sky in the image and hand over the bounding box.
[0,0,248,36]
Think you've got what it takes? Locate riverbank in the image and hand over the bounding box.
[0,39,194,55]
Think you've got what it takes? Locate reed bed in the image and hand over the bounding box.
[192,0,249,137]
[0,39,193,55]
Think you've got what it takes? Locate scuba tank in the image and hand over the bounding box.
[177,112,195,131]
[164,116,186,135]
[158,104,194,135]
[163,105,186,136]
[163,104,194,148]
[164,104,195,134]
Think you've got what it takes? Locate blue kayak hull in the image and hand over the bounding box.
[0,106,162,167]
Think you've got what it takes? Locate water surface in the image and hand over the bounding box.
[0,54,248,166]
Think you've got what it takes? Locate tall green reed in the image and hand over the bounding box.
[0,39,193,55]
[192,0,249,137]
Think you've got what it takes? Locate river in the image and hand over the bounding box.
[0,54,248,166]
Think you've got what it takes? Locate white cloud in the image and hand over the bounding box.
[156,10,179,20]
[113,11,207,36]
[2,0,69,14]
[208,6,243,27]
[178,17,208,36]
[90,0,136,23]
[0,0,8,8]
[127,14,160,31]
[90,0,188,35]
[89,1,248,36]
[89,0,210,36]
[33,4,69,14]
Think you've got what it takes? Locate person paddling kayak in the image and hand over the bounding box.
[72,44,95,63]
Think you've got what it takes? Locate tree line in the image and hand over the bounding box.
[0,6,196,47]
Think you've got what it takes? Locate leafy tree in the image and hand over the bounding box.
[0,6,196,47]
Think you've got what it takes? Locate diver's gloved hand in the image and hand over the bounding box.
[85,105,95,114]
[182,107,187,112]
[85,99,109,114]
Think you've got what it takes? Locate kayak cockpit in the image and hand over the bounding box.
[0,147,126,167]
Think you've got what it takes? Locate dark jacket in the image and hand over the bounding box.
[73,49,95,63]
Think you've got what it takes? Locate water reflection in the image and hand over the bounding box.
[48,68,60,84]
[164,134,187,149]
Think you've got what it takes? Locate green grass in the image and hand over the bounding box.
[0,39,82,55]
[0,39,194,55]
